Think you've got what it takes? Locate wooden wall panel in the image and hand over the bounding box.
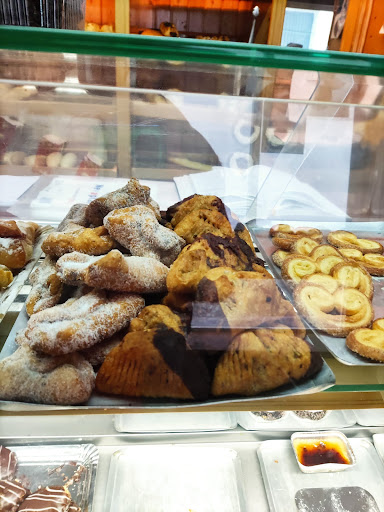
[363,0,384,55]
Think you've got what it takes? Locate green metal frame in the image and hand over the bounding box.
[0,26,383,76]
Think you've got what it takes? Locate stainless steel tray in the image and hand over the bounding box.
[258,438,384,512]
[355,410,384,427]
[251,226,384,366]
[237,410,356,431]
[0,225,53,324]
[103,445,247,512]
[0,305,335,410]
[4,443,99,510]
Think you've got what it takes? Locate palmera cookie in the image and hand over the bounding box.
[346,324,384,362]
[327,230,383,254]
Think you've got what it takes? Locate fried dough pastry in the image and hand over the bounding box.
[359,253,384,276]
[346,323,384,362]
[294,282,373,337]
[310,244,342,261]
[291,237,319,256]
[57,203,89,231]
[96,328,211,400]
[0,220,38,240]
[0,346,95,405]
[211,328,311,396]
[0,264,13,288]
[80,331,125,366]
[42,225,115,258]
[0,221,39,269]
[316,255,345,274]
[272,249,290,267]
[301,273,339,294]
[327,230,383,254]
[281,255,318,285]
[56,250,168,294]
[129,304,184,334]
[166,233,265,294]
[104,205,185,266]
[26,257,63,316]
[85,177,159,226]
[331,261,373,299]
[166,194,227,227]
[174,208,235,244]
[16,290,144,355]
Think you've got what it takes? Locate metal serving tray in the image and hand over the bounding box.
[258,438,384,512]
[3,443,99,511]
[355,409,384,427]
[103,445,247,512]
[237,410,356,431]
[251,226,384,366]
[0,305,335,411]
[0,226,53,324]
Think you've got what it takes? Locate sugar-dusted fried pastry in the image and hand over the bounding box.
[290,237,319,256]
[0,264,12,288]
[104,205,185,266]
[0,479,29,512]
[331,261,373,300]
[26,257,63,316]
[346,326,384,362]
[80,331,125,366]
[57,203,89,231]
[0,221,39,270]
[18,486,71,512]
[85,177,159,226]
[42,225,115,258]
[174,208,235,244]
[166,233,265,294]
[211,327,311,396]
[269,224,322,241]
[0,346,95,405]
[0,446,17,480]
[359,253,384,277]
[294,282,373,337]
[327,230,383,254]
[272,249,290,267]
[338,248,364,261]
[301,273,339,294]
[310,244,342,261]
[316,254,345,274]
[129,304,184,334]
[373,318,384,331]
[96,328,211,400]
[281,255,318,285]
[0,220,38,240]
[166,194,227,228]
[16,290,144,355]
[56,250,168,294]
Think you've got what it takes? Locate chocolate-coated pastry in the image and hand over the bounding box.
[174,208,235,244]
[166,233,265,294]
[166,194,227,227]
[0,479,29,512]
[85,178,159,226]
[0,446,17,480]
[96,328,211,400]
[211,327,311,396]
[18,486,71,512]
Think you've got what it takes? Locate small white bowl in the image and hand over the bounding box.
[291,431,356,473]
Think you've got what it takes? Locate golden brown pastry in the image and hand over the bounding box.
[0,220,38,240]
[0,221,39,269]
[269,224,322,240]
[80,331,125,366]
[95,328,211,400]
[162,291,194,313]
[166,194,227,227]
[346,323,384,362]
[331,261,373,300]
[41,225,115,258]
[166,233,265,294]
[85,178,160,226]
[316,254,345,274]
[294,282,373,337]
[104,205,185,266]
[301,273,339,294]
[26,257,63,316]
[327,230,383,254]
[310,244,342,261]
[0,264,13,288]
[290,237,319,256]
[211,327,311,396]
[373,318,384,331]
[272,249,290,267]
[129,304,184,334]
[159,21,179,37]
[281,255,318,285]
[174,208,235,244]
[0,346,95,405]
[338,248,364,261]
[16,290,144,355]
[359,253,384,276]
[56,250,169,294]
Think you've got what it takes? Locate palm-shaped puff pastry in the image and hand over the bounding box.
[281,255,318,285]
[293,282,373,337]
[290,237,319,256]
[211,327,311,396]
[359,253,384,276]
[327,230,383,254]
[331,261,373,300]
[95,328,211,400]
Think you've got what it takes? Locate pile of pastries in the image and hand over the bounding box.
[0,181,323,405]
[270,224,384,361]
[0,444,81,511]
[0,220,40,289]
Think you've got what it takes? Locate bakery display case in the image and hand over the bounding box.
[1,25,384,512]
